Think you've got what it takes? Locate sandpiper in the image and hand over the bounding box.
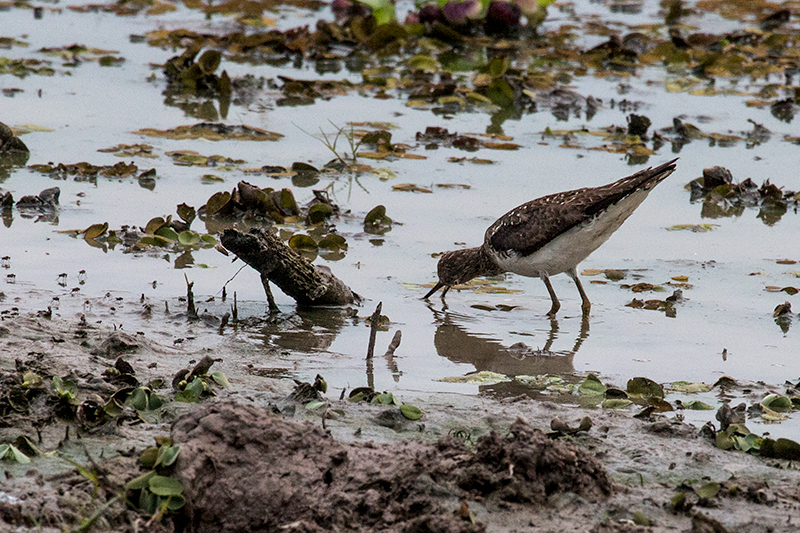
[424,159,678,316]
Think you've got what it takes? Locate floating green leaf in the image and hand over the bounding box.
[144,216,167,235]
[364,205,391,226]
[666,224,718,232]
[318,234,347,251]
[355,0,397,25]
[83,222,108,240]
[205,191,232,216]
[601,399,633,409]
[288,234,318,251]
[21,372,42,388]
[177,203,196,225]
[682,400,715,410]
[627,377,664,399]
[761,393,792,413]
[671,381,712,393]
[372,392,396,405]
[178,231,201,246]
[578,374,606,395]
[439,371,510,384]
[406,54,440,72]
[197,50,221,75]
[136,235,172,248]
[400,404,424,420]
[155,225,179,242]
[277,188,299,215]
[210,371,229,387]
[307,202,334,225]
[488,57,510,79]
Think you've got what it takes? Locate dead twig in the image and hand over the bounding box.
[366,302,382,360]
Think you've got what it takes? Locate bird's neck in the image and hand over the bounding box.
[466,246,504,279]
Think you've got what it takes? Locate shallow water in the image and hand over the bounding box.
[2,0,799,435]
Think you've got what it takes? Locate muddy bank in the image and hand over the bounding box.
[1,310,800,532]
[172,402,609,533]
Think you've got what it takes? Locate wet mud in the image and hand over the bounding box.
[2,308,800,532]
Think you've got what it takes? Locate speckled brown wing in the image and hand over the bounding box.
[485,159,677,258]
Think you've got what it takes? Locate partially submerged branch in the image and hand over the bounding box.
[221,227,358,307]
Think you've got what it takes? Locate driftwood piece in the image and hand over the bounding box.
[221,227,358,307]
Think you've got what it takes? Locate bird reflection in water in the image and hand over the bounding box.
[428,303,590,399]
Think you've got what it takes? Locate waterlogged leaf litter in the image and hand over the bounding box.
[392,183,432,193]
[439,371,510,385]
[666,224,718,232]
[98,143,157,158]
[695,482,721,500]
[134,123,282,142]
[760,405,788,422]
[670,381,712,394]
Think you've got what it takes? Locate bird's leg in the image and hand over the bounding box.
[567,267,591,315]
[539,271,560,317]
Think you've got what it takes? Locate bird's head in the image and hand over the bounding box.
[423,247,500,299]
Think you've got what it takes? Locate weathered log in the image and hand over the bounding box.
[221,227,358,307]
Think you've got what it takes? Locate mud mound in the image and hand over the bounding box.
[172,402,611,533]
[463,417,612,502]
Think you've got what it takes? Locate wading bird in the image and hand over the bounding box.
[423,159,678,316]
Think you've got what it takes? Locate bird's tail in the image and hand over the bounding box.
[609,158,678,193]
[576,158,677,220]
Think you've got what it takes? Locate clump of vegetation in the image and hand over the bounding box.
[408,0,555,35]
[341,0,555,34]
[125,437,185,521]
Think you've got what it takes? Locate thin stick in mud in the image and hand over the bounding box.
[366,302,382,360]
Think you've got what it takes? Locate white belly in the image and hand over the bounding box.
[491,188,651,278]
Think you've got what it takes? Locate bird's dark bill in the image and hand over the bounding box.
[422,281,445,299]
